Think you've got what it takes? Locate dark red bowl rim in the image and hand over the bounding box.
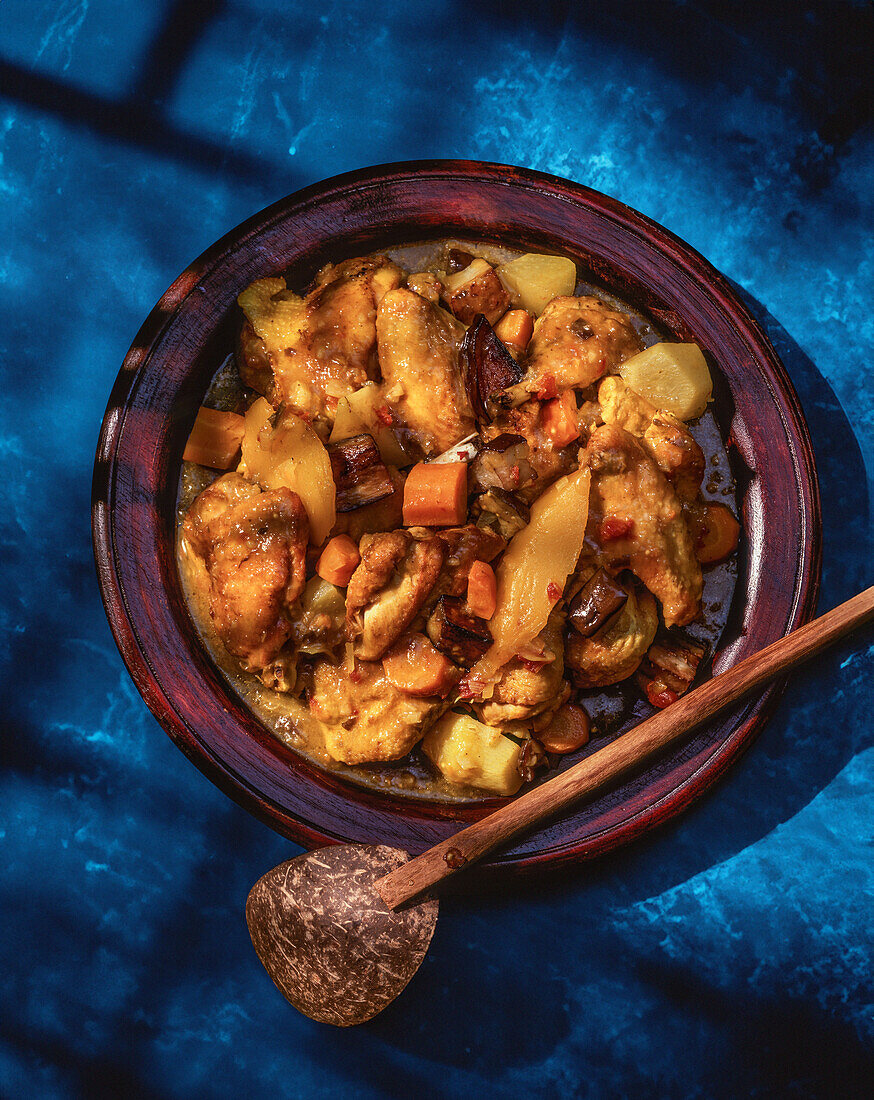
[92,160,820,872]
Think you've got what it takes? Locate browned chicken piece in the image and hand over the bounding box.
[182,472,260,557]
[309,657,445,764]
[345,530,444,660]
[637,632,706,707]
[376,288,475,455]
[478,606,570,728]
[442,258,510,326]
[524,296,642,395]
[237,255,403,426]
[565,570,659,688]
[598,376,705,503]
[183,474,309,670]
[584,424,702,628]
[405,271,443,303]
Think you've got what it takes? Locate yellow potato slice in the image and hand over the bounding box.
[496,253,577,316]
[240,397,336,544]
[619,343,712,421]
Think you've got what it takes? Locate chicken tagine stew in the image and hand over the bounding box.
[177,241,740,800]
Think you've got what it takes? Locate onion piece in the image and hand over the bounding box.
[459,466,591,697]
[428,433,481,465]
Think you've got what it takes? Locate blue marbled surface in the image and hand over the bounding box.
[1,2,872,1096]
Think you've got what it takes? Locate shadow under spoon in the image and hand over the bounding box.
[246,587,874,1026]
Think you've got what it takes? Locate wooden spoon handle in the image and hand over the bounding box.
[376,586,874,909]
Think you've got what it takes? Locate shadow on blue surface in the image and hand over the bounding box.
[470,0,874,153]
[630,958,874,1096]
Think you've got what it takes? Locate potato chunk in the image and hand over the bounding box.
[422,711,523,795]
[496,253,577,316]
[619,343,712,421]
[239,397,336,545]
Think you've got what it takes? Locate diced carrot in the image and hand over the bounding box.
[696,502,740,564]
[537,373,558,400]
[183,407,245,469]
[402,461,468,527]
[538,704,591,754]
[494,309,534,351]
[382,633,456,696]
[316,534,361,587]
[540,389,580,448]
[467,560,497,619]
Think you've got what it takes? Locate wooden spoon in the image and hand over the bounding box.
[246,587,874,1026]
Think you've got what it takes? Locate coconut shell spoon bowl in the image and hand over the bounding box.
[246,587,874,1026]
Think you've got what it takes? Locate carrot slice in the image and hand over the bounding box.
[382,633,456,696]
[316,534,361,587]
[402,461,468,527]
[540,389,580,448]
[467,560,497,620]
[183,407,245,469]
[494,309,534,352]
[696,502,740,564]
[538,703,591,754]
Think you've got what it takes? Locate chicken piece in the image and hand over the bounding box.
[309,657,444,764]
[637,631,706,708]
[524,296,642,395]
[598,376,704,503]
[259,648,298,694]
[182,472,260,557]
[643,414,706,507]
[584,424,702,628]
[376,288,475,455]
[442,258,510,326]
[565,570,659,688]
[478,605,570,727]
[345,531,444,660]
[237,255,403,427]
[183,475,309,670]
[405,271,442,303]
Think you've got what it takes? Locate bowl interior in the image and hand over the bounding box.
[93,162,820,871]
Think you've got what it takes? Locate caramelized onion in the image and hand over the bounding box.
[427,595,493,667]
[567,569,628,637]
[327,434,395,512]
[462,314,524,421]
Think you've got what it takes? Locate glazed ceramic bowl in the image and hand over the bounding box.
[92,161,820,872]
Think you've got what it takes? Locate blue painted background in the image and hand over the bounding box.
[2,2,872,1096]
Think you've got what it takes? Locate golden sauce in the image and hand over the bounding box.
[176,240,738,802]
